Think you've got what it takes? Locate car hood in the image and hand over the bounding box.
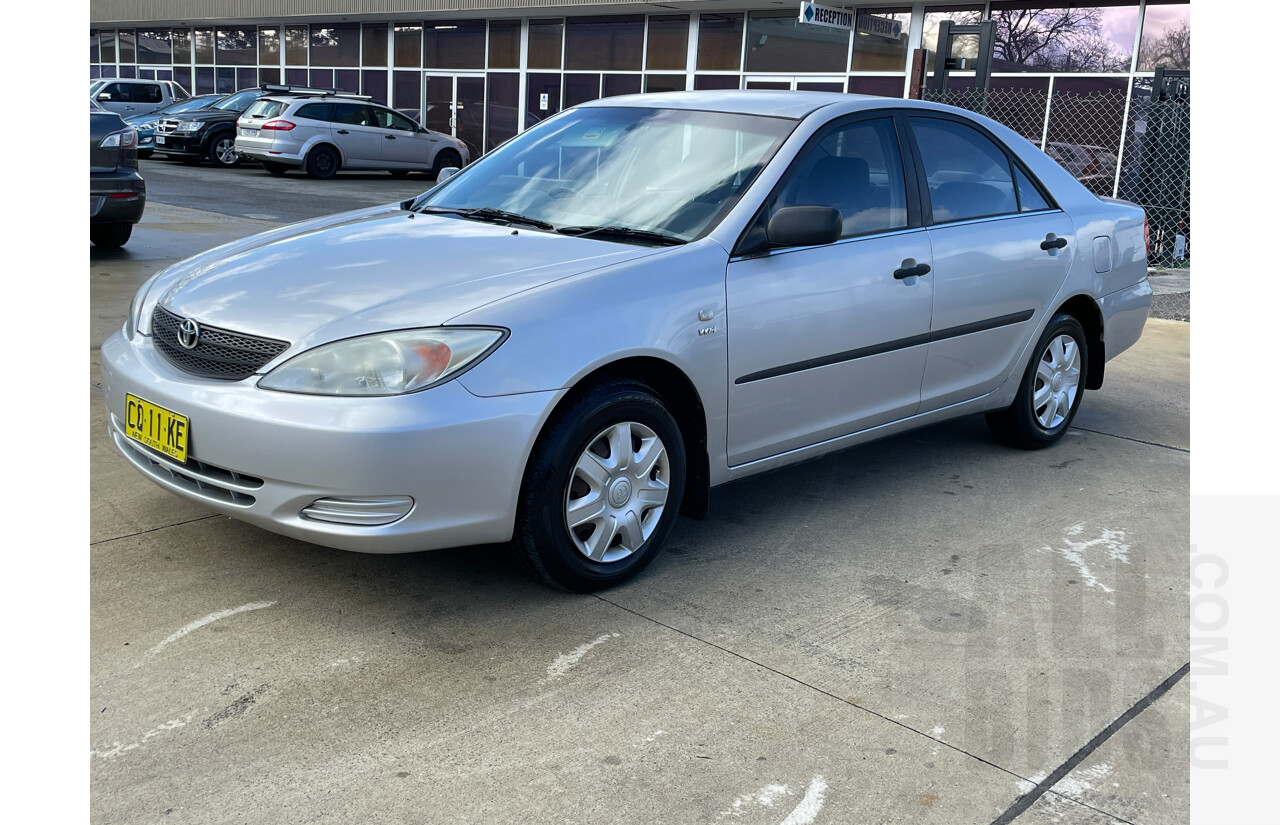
[154,205,663,352]
[163,108,235,122]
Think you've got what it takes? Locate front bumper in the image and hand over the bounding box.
[100,329,560,554]
[153,132,205,156]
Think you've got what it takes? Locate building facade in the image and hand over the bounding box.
[90,1,1191,165]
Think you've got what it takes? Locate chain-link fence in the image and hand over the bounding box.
[921,85,1190,268]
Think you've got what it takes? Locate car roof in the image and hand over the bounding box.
[576,90,999,122]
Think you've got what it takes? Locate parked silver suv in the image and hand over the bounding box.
[235,90,469,179]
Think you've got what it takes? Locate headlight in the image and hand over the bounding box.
[257,328,507,396]
[175,120,202,133]
[123,269,167,339]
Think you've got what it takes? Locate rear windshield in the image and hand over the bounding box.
[244,100,287,119]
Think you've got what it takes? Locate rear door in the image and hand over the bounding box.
[328,102,383,168]
[906,114,1075,411]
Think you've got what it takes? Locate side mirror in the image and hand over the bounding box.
[766,205,842,248]
[97,92,112,101]
[437,166,460,183]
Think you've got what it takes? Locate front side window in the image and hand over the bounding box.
[910,117,1019,222]
[418,106,795,242]
[771,117,908,238]
[373,108,418,131]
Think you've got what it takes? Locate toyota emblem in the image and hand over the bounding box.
[178,318,201,350]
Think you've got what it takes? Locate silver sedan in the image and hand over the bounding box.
[101,91,1151,591]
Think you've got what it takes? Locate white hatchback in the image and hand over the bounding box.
[235,92,470,179]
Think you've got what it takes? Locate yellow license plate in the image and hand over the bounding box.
[125,394,189,463]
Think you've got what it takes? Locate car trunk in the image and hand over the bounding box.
[90,113,124,173]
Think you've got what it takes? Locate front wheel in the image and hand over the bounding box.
[516,381,686,592]
[986,313,1088,449]
[431,149,462,179]
[206,133,240,167]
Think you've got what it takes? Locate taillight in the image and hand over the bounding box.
[261,120,296,131]
[1143,213,1150,254]
[98,127,138,149]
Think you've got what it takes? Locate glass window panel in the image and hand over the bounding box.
[425,76,453,133]
[286,68,308,86]
[285,27,308,66]
[525,72,562,125]
[489,20,520,69]
[90,65,102,79]
[90,30,100,64]
[102,31,116,64]
[922,6,983,70]
[296,102,334,122]
[139,69,155,80]
[456,76,486,160]
[645,73,686,93]
[195,29,215,64]
[309,69,334,89]
[259,28,280,65]
[1138,1,1189,71]
[120,65,136,78]
[697,14,744,71]
[424,21,486,69]
[174,66,192,91]
[565,16,644,71]
[393,70,421,119]
[646,15,689,71]
[487,72,520,151]
[394,25,421,68]
[236,67,257,90]
[694,74,740,91]
[745,11,846,73]
[603,74,641,97]
[796,80,844,92]
[564,74,601,108]
[260,66,280,85]
[158,69,173,81]
[850,9,911,72]
[911,117,1019,221]
[362,69,388,104]
[362,24,387,67]
[119,30,136,64]
[311,24,359,67]
[136,29,170,65]
[772,118,908,237]
[528,20,564,69]
[217,28,256,67]
[173,29,191,64]
[335,69,360,93]
[990,2,1138,72]
[216,67,235,93]
[1014,165,1051,211]
[848,75,906,96]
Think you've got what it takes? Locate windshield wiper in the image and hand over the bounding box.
[555,225,687,247]
[416,205,554,231]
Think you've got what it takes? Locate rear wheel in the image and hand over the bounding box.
[206,133,240,167]
[262,161,289,176]
[90,222,132,249]
[986,313,1088,449]
[306,145,339,179]
[516,381,686,592]
[431,149,462,179]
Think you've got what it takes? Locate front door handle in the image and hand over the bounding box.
[893,260,931,280]
[336,129,350,135]
[384,135,396,140]
[1040,233,1069,250]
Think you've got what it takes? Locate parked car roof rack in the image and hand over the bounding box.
[258,83,372,100]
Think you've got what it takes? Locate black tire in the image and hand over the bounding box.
[516,380,686,592]
[262,161,289,176]
[306,145,339,179]
[431,149,462,179]
[206,132,241,167]
[388,169,412,178]
[986,313,1089,449]
[90,222,133,249]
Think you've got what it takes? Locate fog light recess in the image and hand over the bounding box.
[301,496,414,526]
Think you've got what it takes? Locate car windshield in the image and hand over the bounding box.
[212,89,265,112]
[417,106,796,242]
[165,95,221,114]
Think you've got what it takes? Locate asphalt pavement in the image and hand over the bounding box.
[89,175,1191,824]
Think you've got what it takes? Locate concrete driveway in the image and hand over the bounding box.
[91,203,1189,825]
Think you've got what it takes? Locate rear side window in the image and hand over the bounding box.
[332,103,372,126]
[140,84,163,103]
[295,103,335,122]
[910,117,1019,223]
[244,100,287,119]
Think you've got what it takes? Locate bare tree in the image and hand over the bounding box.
[1138,20,1191,71]
[992,7,1130,72]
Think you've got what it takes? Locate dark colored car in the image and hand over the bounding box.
[126,93,225,158]
[152,87,276,167]
[91,109,146,248]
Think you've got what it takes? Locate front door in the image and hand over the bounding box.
[726,115,933,466]
[424,73,486,160]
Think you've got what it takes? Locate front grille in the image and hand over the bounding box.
[156,119,180,135]
[151,306,289,380]
[112,425,260,507]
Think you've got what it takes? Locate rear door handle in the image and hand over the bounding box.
[893,260,931,280]
[384,135,396,140]
[336,129,349,135]
[1040,234,1069,250]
